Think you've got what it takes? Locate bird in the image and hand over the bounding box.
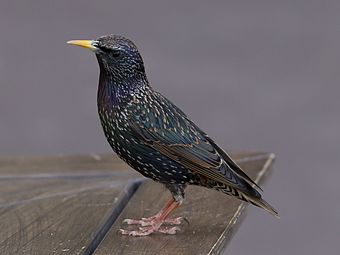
[67,35,278,236]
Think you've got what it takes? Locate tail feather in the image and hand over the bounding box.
[242,193,280,219]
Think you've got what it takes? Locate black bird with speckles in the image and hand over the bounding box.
[68,35,278,236]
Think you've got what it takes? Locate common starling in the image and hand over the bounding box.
[67,35,278,236]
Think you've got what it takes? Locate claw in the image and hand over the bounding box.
[119,198,183,236]
[123,216,184,226]
[119,225,181,236]
[158,226,180,235]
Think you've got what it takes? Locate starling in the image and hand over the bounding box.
[67,35,278,236]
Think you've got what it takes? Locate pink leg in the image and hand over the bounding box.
[123,199,183,226]
[119,198,183,236]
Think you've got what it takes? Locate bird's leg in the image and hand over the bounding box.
[123,198,183,226]
[120,198,183,236]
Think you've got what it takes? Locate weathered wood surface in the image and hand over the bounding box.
[0,152,275,255]
[94,152,275,255]
[0,154,138,255]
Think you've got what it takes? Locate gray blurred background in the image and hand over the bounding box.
[0,0,339,254]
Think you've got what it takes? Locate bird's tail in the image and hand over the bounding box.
[242,193,280,219]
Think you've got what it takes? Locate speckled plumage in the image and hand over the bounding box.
[69,35,278,229]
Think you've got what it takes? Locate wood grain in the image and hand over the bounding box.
[0,154,138,255]
[94,152,275,255]
[0,154,130,175]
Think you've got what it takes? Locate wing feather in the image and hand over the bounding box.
[127,92,260,194]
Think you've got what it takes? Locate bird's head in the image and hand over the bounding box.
[68,35,145,79]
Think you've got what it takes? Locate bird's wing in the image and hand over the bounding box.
[127,92,260,193]
[188,123,263,191]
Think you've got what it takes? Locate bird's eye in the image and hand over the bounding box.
[111,49,121,58]
[98,45,121,57]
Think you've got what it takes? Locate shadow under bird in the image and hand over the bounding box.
[67,35,278,236]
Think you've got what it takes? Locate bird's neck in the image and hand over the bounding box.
[97,71,149,110]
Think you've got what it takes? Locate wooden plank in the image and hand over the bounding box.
[0,154,139,255]
[0,154,130,175]
[94,152,275,255]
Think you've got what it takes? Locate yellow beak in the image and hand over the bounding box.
[67,40,97,51]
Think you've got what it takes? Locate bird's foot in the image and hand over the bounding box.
[119,225,180,236]
[123,216,183,226]
[119,198,183,236]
